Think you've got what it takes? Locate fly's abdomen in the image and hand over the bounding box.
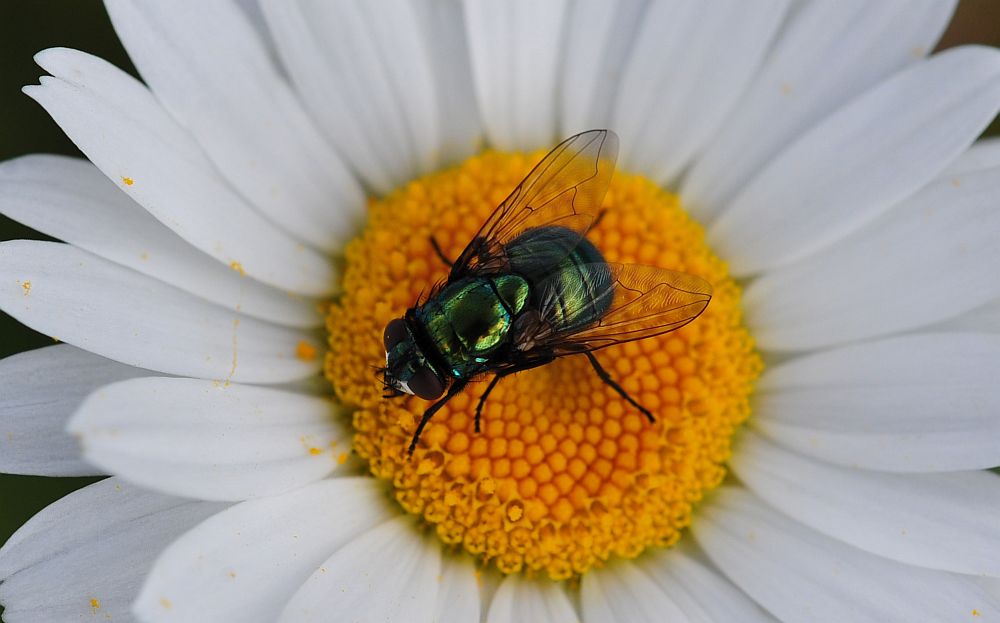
[544,239,613,332]
[508,226,614,332]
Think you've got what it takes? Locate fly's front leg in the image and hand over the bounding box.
[409,379,468,456]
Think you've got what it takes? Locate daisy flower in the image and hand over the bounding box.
[4,1,1000,621]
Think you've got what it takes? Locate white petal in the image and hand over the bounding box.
[612,0,787,185]
[25,48,335,296]
[410,0,483,166]
[558,0,647,135]
[0,345,148,476]
[753,333,1000,472]
[734,432,1000,578]
[0,478,226,623]
[745,166,1000,351]
[581,561,687,623]
[262,0,480,194]
[279,517,441,623]
[639,546,776,623]
[67,377,348,501]
[0,241,320,383]
[939,297,1000,333]
[693,488,1000,622]
[683,0,957,219]
[104,0,364,253]
[134,478,394,623]
[709,46,1000,277]
[433,555,481,623]
[464,0,568,151]
[941,136,1000,177]
[0,154,320,328]
[486,575,578,623]
[233,0,281,64]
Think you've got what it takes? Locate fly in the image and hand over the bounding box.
[380,130,712,455]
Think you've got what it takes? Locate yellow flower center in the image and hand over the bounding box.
[326,150,761,580]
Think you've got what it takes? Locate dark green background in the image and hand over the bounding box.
[1,2,999,619]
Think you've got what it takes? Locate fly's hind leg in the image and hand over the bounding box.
[582,350,655,423]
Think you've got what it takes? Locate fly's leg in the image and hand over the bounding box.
[408,379,468,456]
[474,357,556,433]
[474,374,505,433]
[582,350,655,423]
[590,209,608,229]
[429,236,453,267]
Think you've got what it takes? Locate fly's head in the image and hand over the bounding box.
[381,317,446,400]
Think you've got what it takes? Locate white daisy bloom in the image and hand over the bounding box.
[4,1,1000,622]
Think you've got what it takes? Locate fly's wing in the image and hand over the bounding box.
[520,263,712,355]
[449,129,619,279]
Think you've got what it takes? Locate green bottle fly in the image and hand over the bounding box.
[380,130,713,455]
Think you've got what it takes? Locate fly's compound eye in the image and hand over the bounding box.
[384,318,408,352]
[407,367,445,400]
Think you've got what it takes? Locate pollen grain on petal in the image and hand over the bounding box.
[296,340,318,361]
[326,151,761,580]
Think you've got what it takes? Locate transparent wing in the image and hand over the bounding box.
[524,263,712,354]
[450,129,619,279]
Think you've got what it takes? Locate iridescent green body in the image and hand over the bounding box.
[417,274,529,377]
[382,130,713,456]
[413,226,612,379]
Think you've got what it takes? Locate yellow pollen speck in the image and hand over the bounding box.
[972,610,981,617]
[780,83,793,95]
[122,176,134,186]
[337,452,349,465]
[228,571,237,579]
[20,280,31,296]
[223,317,240,388]
[229,261,246,276]
[89,598,100,612]
[296,340,318,361]
[159,597,172,609]
[326,150,761,580]
[308,447,322,456]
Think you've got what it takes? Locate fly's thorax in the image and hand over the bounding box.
[417,275,529,376]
